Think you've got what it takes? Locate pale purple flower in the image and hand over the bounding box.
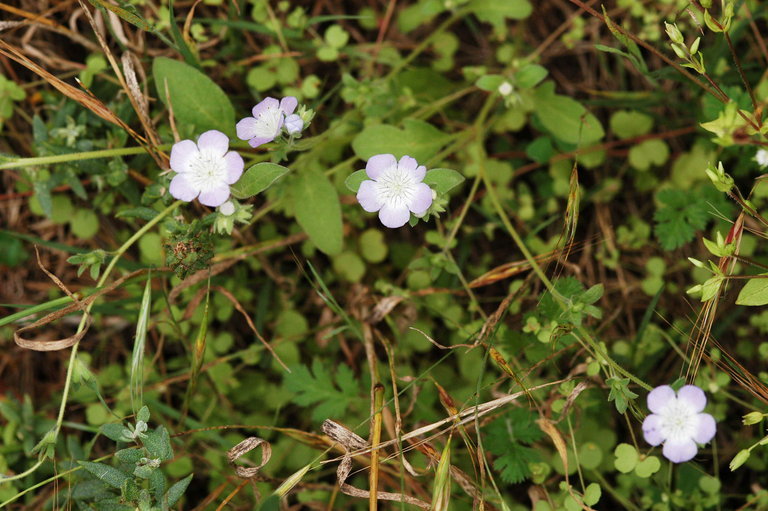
[642,384,716,463]
[169,130,243,207]
[356,154,433,228]
[236,96,297,148]
[284,114,304,135]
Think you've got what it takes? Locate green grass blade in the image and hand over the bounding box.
[130,275,152,414]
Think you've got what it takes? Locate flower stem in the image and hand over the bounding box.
[0,144,172,170]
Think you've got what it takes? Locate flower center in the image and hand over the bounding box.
[188,149,227,192]
[659,399,698,443]
[376,165,416,208]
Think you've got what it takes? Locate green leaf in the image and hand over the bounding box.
[736,274,768,306]
[485,408,543,483]
[116,207,160,221]
[100,422,127,442]
[144,425,174,461]
[533,81,604,145]
[468,0,532,34]
[475,74,505,92]
[516,64,548,89]
[344,169,368,193]
[231,162,290,199]
[628,139,670,172]
[284,360,360,422]
[653,187,726,251]
[423,168,465,194]
[164,473,193,507]
[583,483,601,506]
[613,443,638,474]
[115,447,144,464]
[352,119,451,162]
[606,376,637,414]
[610,110,654,138]
[78,461,131,489]
[153,57,235,136]
[291,169,343,255]
[634,455,661,478]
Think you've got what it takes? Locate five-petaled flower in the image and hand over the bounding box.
[356,154,434,228]
[642,384,716,463]
[236,96,298,148]
[169,130,244,207]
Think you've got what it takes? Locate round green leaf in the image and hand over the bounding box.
[139,232,164,266]
[613,443,638,473]
[325,25,349,49]
[332,251,366,282]
[628,139,670,172]
[583,483,601,506]
[153,57,236,136]
[246,66,277,92]
[634,455,661,478]
[533,82,604,145]
[578,442,603,470]
[359,229,388,263]
[610,110,654,138]
[70,209,99,239]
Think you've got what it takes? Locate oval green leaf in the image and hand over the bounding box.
[291,170,343,255]
[423,168,465,194]
[344,169,368,193]
[153,57,235,136]
[533,81,604,145]
[231,162,290,199]
[736,274,768,306]
[352,119,451,162]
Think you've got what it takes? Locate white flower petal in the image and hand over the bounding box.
[379,204,410,228]
[677,385,707,413]
[169,173,199,202]
[662,439,698,463]
[197,130,229,156]
[693,413,716,444]
[198,184,230,207]
[647,385,675,414]
[280,96,298,114]
[236,117,260,141]
[408,182,433,214]
[169,139,198,174]
[357,180,383,212]
[223,152,244,184]
[366,154,397,180]
[642,413,665,446]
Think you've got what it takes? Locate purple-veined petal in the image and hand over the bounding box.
[647,385,675,414]
[252,97,279,117]
[693,413,716,444]
[169,139,198,174]
[223,152,244,184]
[198,184,231,207]
[280,96,298,115]
[284,114,303,134]
[677,385,707,413]
[642,413,665,446]
[408,182,433,215]
[247,135,276,148]
[197,130,229,156]
[366,154,397,180]
[169,173,199,202]
[236,117,259,141]
[662,439,698,463]
[356,180,383,212]
[378,204,410,228]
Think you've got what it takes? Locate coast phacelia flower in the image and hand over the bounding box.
[169,130,244,207]
[284,114,304,135]
[356,154,434,228]
[642,384,716,463]
[236,96,298,148]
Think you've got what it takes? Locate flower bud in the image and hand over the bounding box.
[665,22,684,45]
[284,113,304,135]
[742,411,764,425]
[729,449,750,471]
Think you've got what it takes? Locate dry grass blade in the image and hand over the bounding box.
[0,39,140,136]
[227,437,272,479]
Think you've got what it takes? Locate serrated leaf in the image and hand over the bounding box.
[78,461,131,489]
[423,168,465,194]
[284,360,359,422]
[153,57,235,136]
[484,408,543,483]
[291,169,343,255]
[165,473,193,507]
[351,119,451,162]
[736,274,768,306]
[345,169,368,193]
[231,162,290,199]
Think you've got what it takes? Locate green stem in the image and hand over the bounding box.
[0,145,172,170]
[0,200,181,484]
[0,295,76,327]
